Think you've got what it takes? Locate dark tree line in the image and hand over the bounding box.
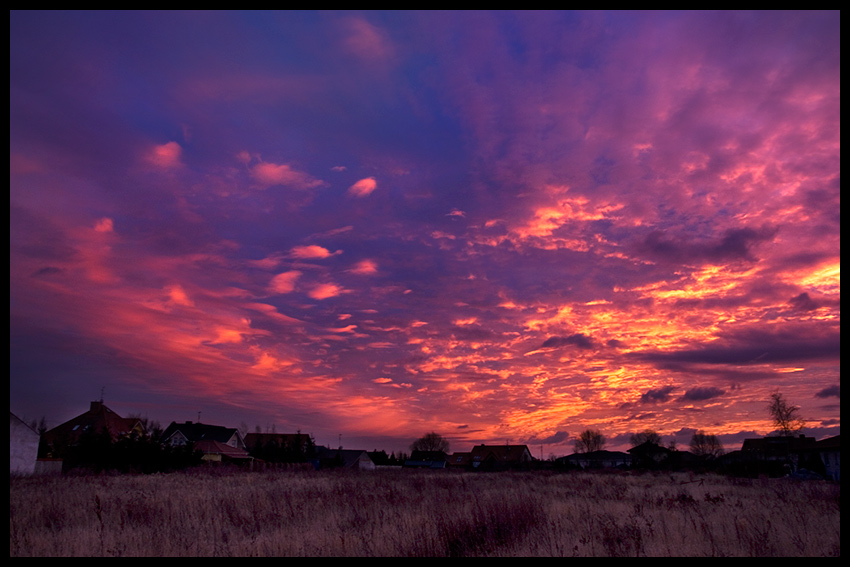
[42,427,203,474]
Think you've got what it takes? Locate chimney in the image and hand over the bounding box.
[90,401,104,412]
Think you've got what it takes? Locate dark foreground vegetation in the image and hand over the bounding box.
[10,468,840,557]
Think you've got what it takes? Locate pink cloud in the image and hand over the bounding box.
[350,259,378,275]
[252,162,325,189]
[309,283,343,300]
[269,271,302,294]
[348,177,377,197]
[165,284,194,308]
[93,218,114,233]
[341,18,393,62]
[146,141,183,169]
[290,245,339,259]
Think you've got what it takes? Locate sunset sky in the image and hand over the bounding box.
[10,11,840,456]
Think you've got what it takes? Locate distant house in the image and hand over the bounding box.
[468,444,534,471]
[721,434,821,477]
[160,421,250,464]
[160,421,247,451]
[742,434,819,474]
[404,450,448,469]
[40,401,144,458]
[814,435,840,481]
[447,452,472,469]
[558,450,632,470]
[314,446,376,471]
[245,432,314,462]
[193,439,253,466]
[10,412,40,475]
[628,442,673,469]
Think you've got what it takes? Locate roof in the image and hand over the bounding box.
[470,444,533,463]
[814,434,840,450]
[41,401,143,446]
[160,421,244,447]
[194,440,252,460]
[447,452,472,467]
[315,447,375,469]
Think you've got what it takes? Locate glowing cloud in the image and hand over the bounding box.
[93,218,114,233]
[348,177,377,197]
[165,284,194,308]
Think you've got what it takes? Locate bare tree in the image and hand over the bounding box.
[574,429,606,453]
[768,391,805,436]
[410,431,450,453]
[630,429,662,447]
[689,430,725,459]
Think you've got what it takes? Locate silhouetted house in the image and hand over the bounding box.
[10,412,40,475]
[558,450,632,470]
[628,442,673,469]
[742,434,818,475]
[814,435,840,481]
[159,421,252,467]
[469,444,534,471]
[447,452,472,469]
[314,446,376,471]
[40,401,144,458]
[404,450,448,469]
[367,450,394,466]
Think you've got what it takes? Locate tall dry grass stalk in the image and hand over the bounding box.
[10,469,840,557]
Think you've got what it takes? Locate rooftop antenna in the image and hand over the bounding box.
[197,411,201,423]
[100,387,105,403]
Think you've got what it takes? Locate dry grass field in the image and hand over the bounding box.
[10,468,840,557]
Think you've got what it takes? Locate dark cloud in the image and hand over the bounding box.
[815,385,840,399]
[680,387,725,402]
[541,334,596,350]
[640,386,676,404]
[524,430,570,445]
[787,292,819,312]
[638,226,777,265]
[634,325,840,366]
